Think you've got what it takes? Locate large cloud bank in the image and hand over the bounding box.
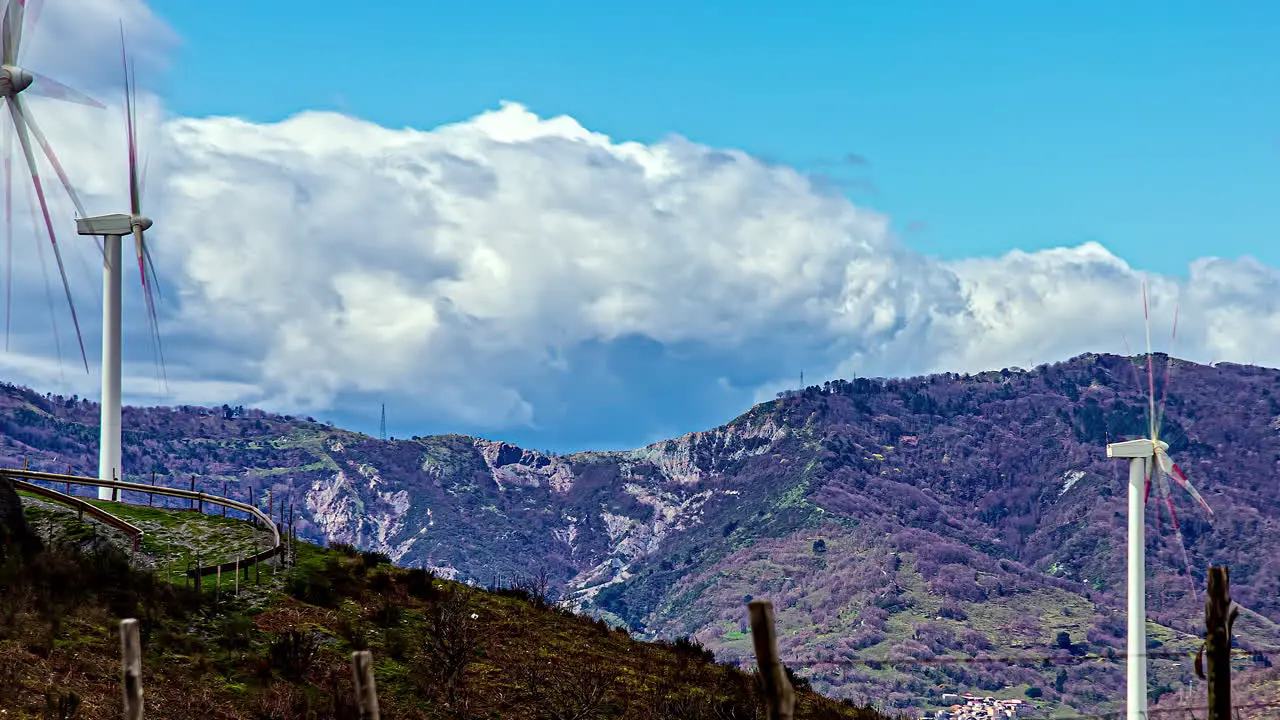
[6,1,1279,446]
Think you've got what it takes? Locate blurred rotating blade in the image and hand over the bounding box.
[1154,447,1213,516]
[6,95,88,371]
[27,71,105,108]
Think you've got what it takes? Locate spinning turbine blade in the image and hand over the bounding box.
[122,42,147,300]
[6,96,88,371]
[13,95,101,258]
[122,36,140,216]
[23,167,63,374]
[19,0,42,36]
[15,96,89,218]
[1161,453,1214,516]
[120,31,168,391]
[1,0,37,65]
[1153,467,1173,530]
[1,0,21,65]
[1142,281,1158,441]
[1155,304,1180,434]
[27,71,105,109]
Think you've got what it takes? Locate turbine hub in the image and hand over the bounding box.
[0,64,32,96]
[132,216,153,232]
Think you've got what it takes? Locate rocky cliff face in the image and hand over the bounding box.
[289,413,790,597]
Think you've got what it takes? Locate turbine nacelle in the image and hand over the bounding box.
[0,64,32,95]
[1106,438,1169,459]
[76,213,150,237]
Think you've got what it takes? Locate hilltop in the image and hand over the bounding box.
[3,352,1280,716]
[1,489,888,718]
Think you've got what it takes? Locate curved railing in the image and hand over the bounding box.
[1,468,282,576]
[12,479,145,550]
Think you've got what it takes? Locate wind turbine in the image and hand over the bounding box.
[1106,282,1214,720]
[74,35,164,500]
[1,0,106,362]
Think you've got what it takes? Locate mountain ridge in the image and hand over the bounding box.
[4,352,1280,715]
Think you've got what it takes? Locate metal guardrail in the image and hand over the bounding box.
[2,468,283,577]
[13,479,145,551]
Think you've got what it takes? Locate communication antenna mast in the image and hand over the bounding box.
[379,403,386,441]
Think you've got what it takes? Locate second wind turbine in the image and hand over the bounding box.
[76,40,164,500]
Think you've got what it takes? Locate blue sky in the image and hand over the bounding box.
[151,0,1280,277]
[21,0,1271,452]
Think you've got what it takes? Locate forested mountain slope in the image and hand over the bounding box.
[4,353,1279,715]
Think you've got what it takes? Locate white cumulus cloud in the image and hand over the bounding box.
[3,0,1279,447]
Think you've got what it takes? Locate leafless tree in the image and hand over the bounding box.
[422,583,483,715]
[518,661,618,720]
[514,566,555,609]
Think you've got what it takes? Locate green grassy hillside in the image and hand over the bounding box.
[1,495,894,719]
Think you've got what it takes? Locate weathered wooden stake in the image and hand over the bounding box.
[748,600,795,720]
[351,650,381,720]
[120,618,144,719]
[189,477,195,509]
[149,471,156,507]
[1203,566,1236,720]
[216,565,222,604]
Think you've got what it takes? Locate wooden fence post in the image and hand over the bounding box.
[120,618,144,719]
[222,482,227,516]
[1201,566,1237,720]
[150,471,155,507]
[189,477,195,509]
[351,650,381,720]
[748,600,795,720]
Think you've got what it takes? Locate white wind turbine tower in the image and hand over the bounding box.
[1106,283,1214,720]
[75,35,165,500]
